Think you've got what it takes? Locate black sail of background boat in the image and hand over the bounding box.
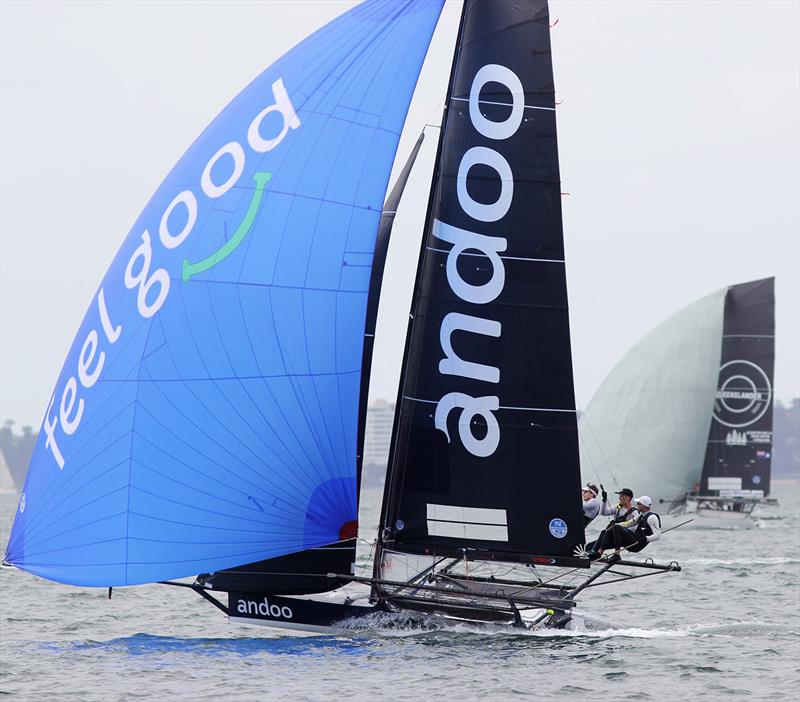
[579,277,776,528]
[3,0,680,634]
[689,278,777,522]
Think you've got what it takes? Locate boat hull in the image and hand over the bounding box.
[226,589,570,633]
[228,591,375,633]
[673,495,778,529]
[685,508,755,529]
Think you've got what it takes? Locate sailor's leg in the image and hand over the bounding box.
[626,534,648,553]
[590,530,606,555]
[611,526,638,551]
[587,527,611,559]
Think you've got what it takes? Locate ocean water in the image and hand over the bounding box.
[1,480,798,701]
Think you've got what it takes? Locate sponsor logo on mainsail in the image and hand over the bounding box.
[548,518,568,539]
[42,80,301,470]
[434,64,523,458]
[712,359,772,429]
[725,429,748,446]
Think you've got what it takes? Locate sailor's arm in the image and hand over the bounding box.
[617,509,640,530]
[583,498,600,519]
[599,499,617,516]
[645,514,662,542]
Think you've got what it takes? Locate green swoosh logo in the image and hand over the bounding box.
[182,171,272,283]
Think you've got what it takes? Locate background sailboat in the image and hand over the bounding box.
[579,277,776,527]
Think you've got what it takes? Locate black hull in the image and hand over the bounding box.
[228,592,376,632]
[225,589,570,632]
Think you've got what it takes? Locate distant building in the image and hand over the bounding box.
[0,423,35,489]
[363,399,395,468]
[0,449,16,493]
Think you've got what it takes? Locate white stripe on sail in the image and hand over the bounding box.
[427,504,507,524]
[427,521,509,541]
[708,477,742,491]
[426,503,509,542]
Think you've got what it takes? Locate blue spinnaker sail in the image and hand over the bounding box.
[5,0,444,586]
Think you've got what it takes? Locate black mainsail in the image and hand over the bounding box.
[379,0,585,567]
[699,277,775,499]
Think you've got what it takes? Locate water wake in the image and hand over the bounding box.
[681,557,800,567]
[336,609,688,640]
[336,609,796,642]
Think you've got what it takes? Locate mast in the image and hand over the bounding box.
[699,277,775,498]
[378,0,585,569]
[356,133,427,503]
[377,0,470,560]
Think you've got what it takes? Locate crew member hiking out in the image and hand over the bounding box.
[582,484,601,526]
[585,488,639,560]
[590,496,661,561]
[609,496,661,556]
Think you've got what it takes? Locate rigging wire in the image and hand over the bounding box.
[576,402,621,490]
[355,537,377,577]
[422,99,446,132]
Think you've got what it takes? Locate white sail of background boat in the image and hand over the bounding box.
[3,0,680,633]
[579,277,776,529]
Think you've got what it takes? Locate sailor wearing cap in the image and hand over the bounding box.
[581,484,601,526]
[593,496,662,560]
[616,496,662,554]
[602,488,639,527]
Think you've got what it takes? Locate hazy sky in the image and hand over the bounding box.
[1,0,798,429]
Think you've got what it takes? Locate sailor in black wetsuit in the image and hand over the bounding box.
[607,496,662,557]
[586,488,638,560]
